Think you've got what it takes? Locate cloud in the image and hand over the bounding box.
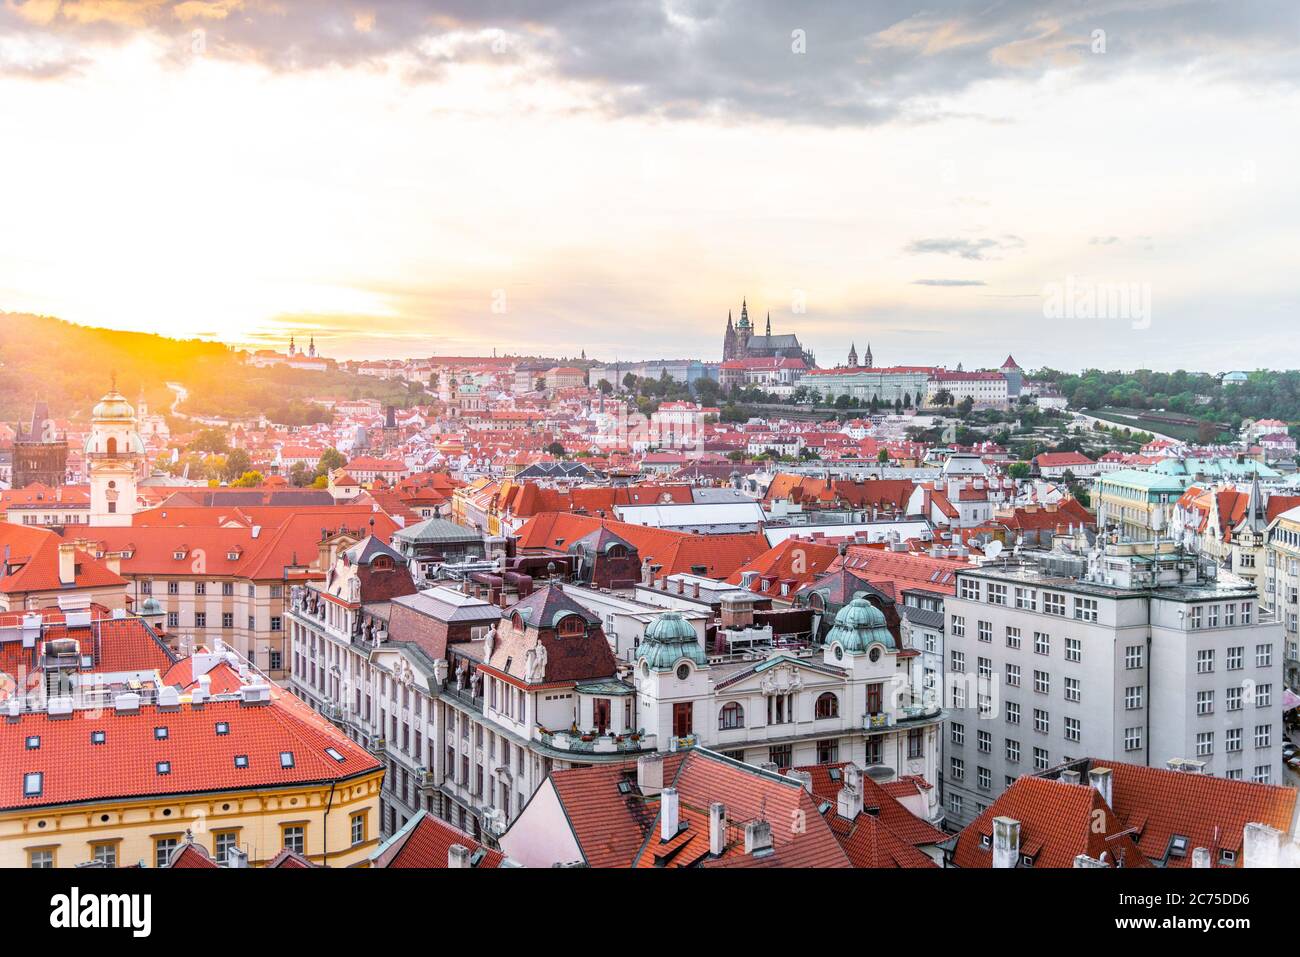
[905,235,1025,260]
[2,0,1297,122]
[912,278,987,286]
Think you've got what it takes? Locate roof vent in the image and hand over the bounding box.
[157,686,181,709]
[240,683,272,706]
[47,696,74,718]
[743,820,774,856]
[114,692,141,714]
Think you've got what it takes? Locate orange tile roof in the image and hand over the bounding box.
[516,512,768,580]
[795,762,946,847]
[952,775,1153,869]
[0,695,382,812]
[376,810,505,868]
[0,525,126,595]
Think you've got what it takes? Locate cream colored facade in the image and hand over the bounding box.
[1,775,383,869]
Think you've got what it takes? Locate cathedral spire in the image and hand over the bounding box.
[865,343,874,368]
[848,342,858,367]
[765,312,771,337]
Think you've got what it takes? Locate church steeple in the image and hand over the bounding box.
[848,342,858,367]
[864,343,874,368]
[738,299,750,329]
[765,312,771,337]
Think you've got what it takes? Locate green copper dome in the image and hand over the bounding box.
[637,612,707,670]
[825,596,894,654]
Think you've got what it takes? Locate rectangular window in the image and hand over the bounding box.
[92,843,117,867]
[29,849,54,869]
[977,620,992,643]
[977,729,991,753]
[950,615,965,638]
[1006,739,1021,762]
[951,651,965,673]
[950,757,965,780]
[1065,637,1081,663]
[351,814,366,846]
[282,825,305,855]
[1124,727,1143,751]
[1006,701,1020,725]
[950,722,965,746]
[1255,725,1272,749]
[1226,727,1242,752]
[1064,717,1081,742]
[986,584,1007,606]
[155,838,178,868]
[1196,690,1214,715]
[1043,593,1066,616]
[1256,644,1273,668]
[1006,664,1021,687]
[1227,646,1244,671]
[1033,709,1049,734]
[1064,677,1081,703]
[1005,626,1021,649]
[1196,649,1215,674]
[1073,598,1098,622]
[1125,645,1144,670]
[1196,732,1214,757]
[1125,686,1143,710]
[1033,670,1050,694]
[1033,747,1049,771]
[1034,632,1050,656]
[214,831,238,864]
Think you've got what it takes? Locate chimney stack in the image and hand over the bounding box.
[447,844,472,868]
[1191,847,1212,868]
[836,785,863,820]
[744,820,773,856]
[709,802,727,856]
[1088,767,1113,807]
[1059,769,1081,785]
[58,543,76,586]
[660,787,680,841]
[992,816,1021,869]
[1243,823,1282,869]
[637,753,665,796]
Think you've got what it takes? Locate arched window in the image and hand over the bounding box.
[557,615,585,637]
[106,437,118,454]
[815,692,839,720]
[718,701,745,730]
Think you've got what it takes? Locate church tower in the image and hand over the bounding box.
[723,310,737,361]
[848,343,858,367]
[736,299,752,358]
[86,382,144,527]
[765,312,771,337]
[864,343,873,369]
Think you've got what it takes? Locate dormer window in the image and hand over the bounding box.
[173,549,187,561]
[227,551,241,561]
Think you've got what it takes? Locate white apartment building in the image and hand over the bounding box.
[940,540,1284,830]
[1263,505,1300,689]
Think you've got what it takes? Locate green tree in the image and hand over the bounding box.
[231,470,264,487]
[222,448,252,482]
[190,429,229,454]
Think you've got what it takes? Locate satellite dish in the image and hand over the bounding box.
[984,541,1004,561]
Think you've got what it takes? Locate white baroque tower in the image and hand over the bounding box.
[86,384,144,527]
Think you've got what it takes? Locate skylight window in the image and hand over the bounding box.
[25,736,40,750]
[23,772,42,797]
[324,747,344,763]
[90,731,106,745]
[154,726,168,740]
[280,751,295,768]
[215,722,229,736]
[234,755,249,769]
[156,761,171,775]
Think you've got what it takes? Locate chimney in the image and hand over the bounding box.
[637,753,665,796]
[992,816,1021,869]
[447,844,472,868]
[836,785,863,820]
[225,846,249,868]
[1073,854,1109,868]
[660,787,680,840]
[783,769,813,793]
[1191,847,1212,868]
[1243,823,1282,869]
[744,820,773,856]
[58,543,76,586]
[1088,767,1113,807]
[1059,769,1081,785]
[709,802,727,856]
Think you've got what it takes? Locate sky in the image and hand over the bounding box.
[0,0,1297,371]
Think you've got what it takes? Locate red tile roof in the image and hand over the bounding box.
[374,810,505,868]
[952,775,1153,869]
[795,762,947,847]
[0,695,382,812]
[0,525,126,596]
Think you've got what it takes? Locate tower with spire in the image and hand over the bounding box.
[864,343,873,369]
[721,298,812,366]
[848,343,858,367]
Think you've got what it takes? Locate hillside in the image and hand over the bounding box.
[0,313,420,426]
